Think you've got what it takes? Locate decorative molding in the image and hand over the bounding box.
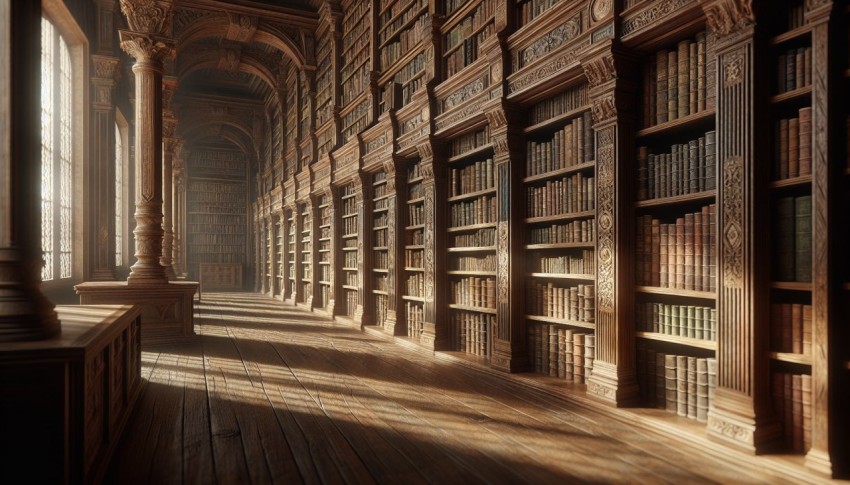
[596,126,616,311]
[119,32,175,63]
[226,13,258,43]
[92,55,121,80]
[591,94,617,124]
[703,0,754,38]
[708,415,754,443]
[582,53,616,88]
[723,52,745,87]
[590,0,613,22]
[622,0,693,37]
[519,15,582,68]
[508,41,588,94]
[722,156,743,288]
[444,78,486,111]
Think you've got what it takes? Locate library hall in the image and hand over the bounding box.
[1,0,849,483]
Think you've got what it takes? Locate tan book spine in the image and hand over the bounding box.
[791,303,803,354]
[788,117,799,178]
[668,50,678,120]
[792,374,803,452]
[677,40,690,117]
[573,333,585,383]
[798,107,812,176]
[779,118,789,179]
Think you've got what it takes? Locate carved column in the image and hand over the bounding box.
[581,47,641,405]
[172,153,185,278]
[90,55,121,281]
[160,77,178,280]
[0,0,60,341]
[352,174,372,324]
[118,0,175,285]
[805,0,839,475]
[484,104,527,371]
[383,161,403,335]
[417,141,448,349]
[703,0,779,451]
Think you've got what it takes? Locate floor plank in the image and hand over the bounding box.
[106,292,828,485]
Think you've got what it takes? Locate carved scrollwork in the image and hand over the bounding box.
[92,55,121,80]
[582,53,616,88]
[119,32,175,63]
[723,52,745,87]
[520,15,582,67]
[703,0,754,38]
[722,155,743,288]
[119,0,173,35]
[591,95,617,124]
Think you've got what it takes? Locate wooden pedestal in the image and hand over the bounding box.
[0,305,143,484]
[75,281,199,344]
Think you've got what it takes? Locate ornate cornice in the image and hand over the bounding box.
[582,52,616,88]
[91,55,121,81]
[703,0,754,38]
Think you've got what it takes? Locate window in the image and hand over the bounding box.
[40,17,73,281]
[115,123,123,267]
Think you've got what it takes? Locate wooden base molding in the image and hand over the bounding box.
[586,361,641,407]
[75,281,198,344]
[706,389,782,454]
[0,305,142,484]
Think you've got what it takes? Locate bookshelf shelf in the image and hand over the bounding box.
[406,244,425,250]
[373,289,388,295]
[447,246,497,253]
[405,267,425,272]
[769,174,812,190]
[529,273,595,281]
[770,281,812,291]
[406,224,425,230]
[770,351,812,366]
[769,23,812,46]
[523,105,593,135]
[407,197,425,205]
[447,222,497,233]
[447,187,497,203]
[402,295,425,302]
[524,242,595,250]
[525,211,595,225]
[447,144,494,164]
[343,284,359,291]
[636,331,717,351]
[447,270,497,276]
[523,161,596,184]
[636,109,715,139]
[524,315,595,330]
[373,268,389,273]
[342,246,358,252]
[635,190,717,209]
[379,6,427,48]
[770,85,812,105]
[449,304,497,314]
[635,286,716,300]
[405,159,426,339]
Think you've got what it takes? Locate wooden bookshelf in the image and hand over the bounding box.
[286,209,296,301]
[186,176,247,281]
[317,194,332,311]
[446,127,497,358]
[441,0,495,78]
[404,160,425,339]
[275,218,284,298]
[299,203,312,305]
[340,183,359,317]
[372,171,390,327]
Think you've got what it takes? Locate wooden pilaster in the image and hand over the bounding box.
[417,140,448,349]
[383,161,404,335]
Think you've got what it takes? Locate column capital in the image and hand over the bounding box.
[119,0,173,35]
[702,0,754,39]
[91,55,121,81]
[119,31,175,64]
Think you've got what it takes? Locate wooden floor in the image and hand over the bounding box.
[106,292,823,484]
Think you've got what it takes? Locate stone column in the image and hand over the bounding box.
[0,0,60,341]
[89,59,121,281]
[118,0,175,285]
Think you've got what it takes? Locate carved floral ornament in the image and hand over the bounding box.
[92,56,121,80]
[582,54,616,88]
[119,32,175,63]
[119,0,173,35]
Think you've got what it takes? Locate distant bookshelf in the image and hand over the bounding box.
[405,160,425,339]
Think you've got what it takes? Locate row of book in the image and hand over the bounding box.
[406,273,424,297]
[526,111,594,177]
[409,204,425,226]
[374,211,389,227]
[777,46,812,95]
[528,220,595,245]
[451,127,491,156]
[343,237,357,249]
[187,234,245,245]
[188,204,245,215]
[343,217,358,236]
[188,181,245,194]
[452,254,496,272]
[449,311,493,357]
[637,345,717,423]
[532,250,594,275]
[452,227,496,248]
[527,324,595,383]
[774,107,812,180]
[379,0,427,44]
[526,283,595,323]
[405,248,424,268]
[374,252,389,270]
[317,286,330,310]
[408,162,422,180]
[636,302,717,341]
[636,204,717,292]
[320,265,331,282]
[187,222,245,234]
[451,276,497,309]
[342,196,358,214]
[516,0,562,27]
[340,61,370,107]
[374,228,388,247]
[342,288,359,317]
[408,181,424,199]
[770,303,812,355]
[407,301,424,338]
[408,228,424,246]
[341,101,373,143]
[343,251,357,269]
[445,24,494,77]
[772,372,812,453]
[642,31,716,128]
[636,131,716,201]
[529,84,588,124]
[374,275,388,293]
[772,195,812,282]
[345,271,358,287]
[444,0,494,51]
[450,195,497,228]
[526,174,595,218]
[450,158,495,196]
[191,244,246,255]
[302,280,312,300]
